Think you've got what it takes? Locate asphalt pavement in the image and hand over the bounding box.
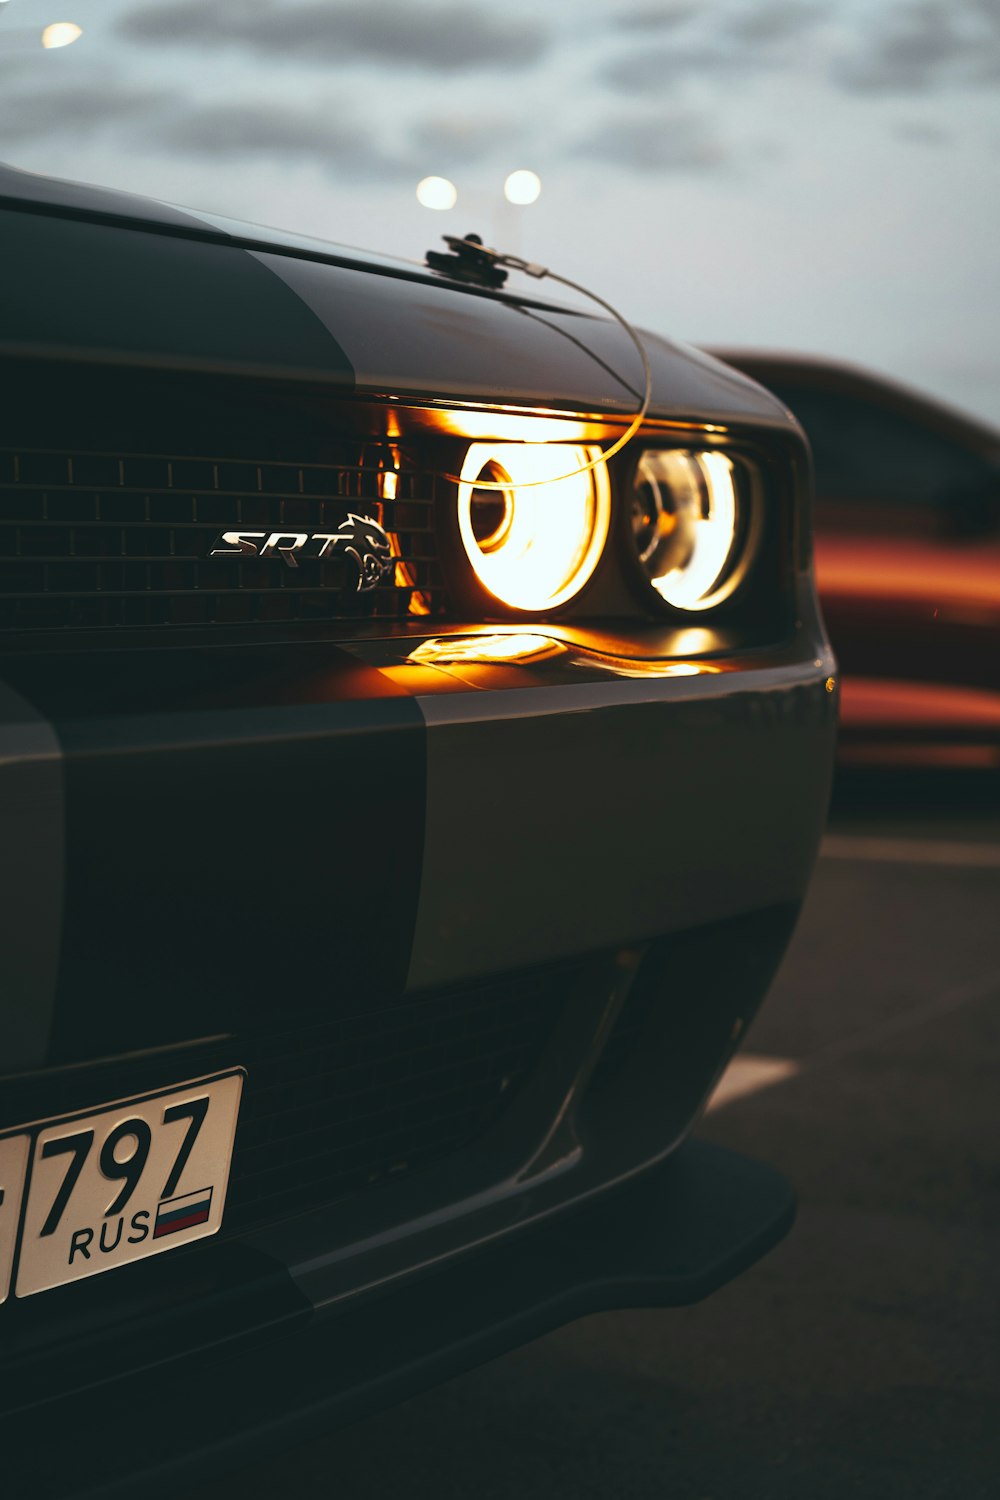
[203,770,1000,1500]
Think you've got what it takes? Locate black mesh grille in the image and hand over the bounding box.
[225,966,573,1229]
[0,965,575,1235]
[0,445,446,630]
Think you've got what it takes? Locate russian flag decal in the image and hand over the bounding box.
[153,1186,214,1240]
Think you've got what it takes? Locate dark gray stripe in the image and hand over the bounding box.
[0,683,64,1072]
[0,209,354,383]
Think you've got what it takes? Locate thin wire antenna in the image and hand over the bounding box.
[433,237,652,491]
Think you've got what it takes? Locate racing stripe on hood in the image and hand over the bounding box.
[0,681,63,1072]
[0,208,356,384]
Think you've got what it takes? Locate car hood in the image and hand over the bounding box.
[0,161,792,430]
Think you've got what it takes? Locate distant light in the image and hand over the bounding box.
[504,170,541,206]
[41,21,82,48]
[416,176,457,211]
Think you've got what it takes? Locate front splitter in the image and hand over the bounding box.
[7,1137,794,1499]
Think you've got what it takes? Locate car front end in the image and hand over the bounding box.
[0,164,837,1496]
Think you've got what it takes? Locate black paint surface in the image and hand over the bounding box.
[0,209,353,381]
[1,643,424,1060]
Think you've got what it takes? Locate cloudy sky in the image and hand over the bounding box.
[2,0,999,423]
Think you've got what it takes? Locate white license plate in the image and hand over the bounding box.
[1,1070,243,1301]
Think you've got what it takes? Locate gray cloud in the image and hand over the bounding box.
[835,0,1000,94]
[893,118,953,146]
[0,82,168,144]
[149,102,413,181]
[577,109,729,173]
[601,42,744,92]
[605,1,1000,102]
[602,2,820,93]
[119,0,550,72]
[412,114,524,167]
[160,105,359,158]
[616,3,699,31]
[725,2,820,46]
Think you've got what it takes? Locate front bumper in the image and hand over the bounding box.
[0,616,837,1071]
[0,615,832,1494]
[4,1138,794,1499]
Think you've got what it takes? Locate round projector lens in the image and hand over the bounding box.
[630,449,746,611]
[469,461,515,553]
[457,443,610,612]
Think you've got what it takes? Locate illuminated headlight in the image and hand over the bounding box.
[457,443,610,612]
[628,449,752,612]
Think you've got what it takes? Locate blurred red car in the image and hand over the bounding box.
[709,351,1000,769]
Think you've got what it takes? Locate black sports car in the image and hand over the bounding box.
[0,163,836,1496]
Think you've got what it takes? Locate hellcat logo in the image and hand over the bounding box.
[209,513,392,592]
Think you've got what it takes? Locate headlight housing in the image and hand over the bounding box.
[626,448,756,613]
[457,443,610,612]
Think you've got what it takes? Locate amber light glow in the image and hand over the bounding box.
[458,443,610,611]
[589,659,724,680]
[378,465,431,615]
[409,633,565,665]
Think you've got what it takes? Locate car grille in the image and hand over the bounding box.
[0,444,446,631]
[225,966,573,1229]
[0,965,575,1235]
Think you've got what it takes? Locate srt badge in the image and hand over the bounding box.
[210,514,392,592]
